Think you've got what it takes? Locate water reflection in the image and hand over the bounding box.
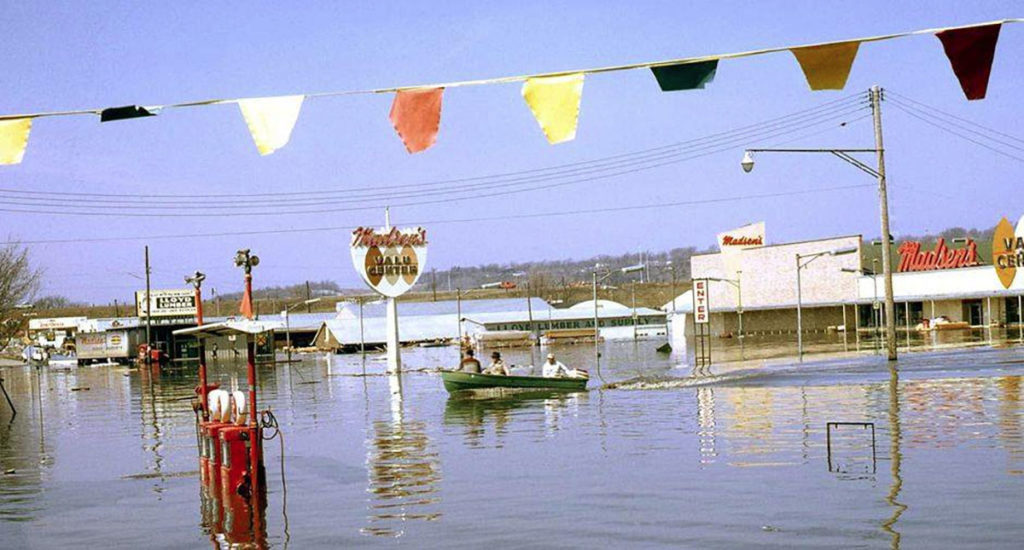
[882,365,906,550]
[0,367,44,524]
[2,344,1024,547]
[996,376,1023,475]
[443,390,588,447]
[696,387,717,465]
[362,373,442,537]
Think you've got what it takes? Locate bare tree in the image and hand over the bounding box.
[0,242,42,342]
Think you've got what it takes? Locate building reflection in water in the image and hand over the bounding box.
[0,366,47,524]
[362,373,442,538]
[996,376,1023,474]
[696,387,717,465]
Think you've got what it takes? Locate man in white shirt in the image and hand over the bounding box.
[541,353,569,378]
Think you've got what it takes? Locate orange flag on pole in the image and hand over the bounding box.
[790,41,861,90]
[389,88,444,153]
[239,284,254,320]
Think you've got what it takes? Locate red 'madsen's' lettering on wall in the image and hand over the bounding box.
[897,238,979,272]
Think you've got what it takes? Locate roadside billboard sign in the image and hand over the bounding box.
[135,289,197,318]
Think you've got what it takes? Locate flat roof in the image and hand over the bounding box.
[174,320,282,338]
[691,234,862,258]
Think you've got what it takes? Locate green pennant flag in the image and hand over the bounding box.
[650,60,719,91]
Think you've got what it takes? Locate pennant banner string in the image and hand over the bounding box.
[0,18,1018,122]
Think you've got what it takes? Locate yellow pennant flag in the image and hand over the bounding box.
[790,41,861,90]
[237,95,304,155]
[522,73,584,144]
[0,118,32,165]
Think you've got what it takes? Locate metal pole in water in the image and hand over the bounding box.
[592,271,601,379]
[796,254,803,362]
[144,245,152,363]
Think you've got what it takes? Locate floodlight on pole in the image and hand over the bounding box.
[741,150,755,173]
[741,87,896,361]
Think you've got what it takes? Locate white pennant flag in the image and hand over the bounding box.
[237,95,304,155]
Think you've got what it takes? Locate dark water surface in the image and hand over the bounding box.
[1,340,1023,548]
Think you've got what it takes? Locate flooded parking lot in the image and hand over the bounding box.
[1,339,1023,548]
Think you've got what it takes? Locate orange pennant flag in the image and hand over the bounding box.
[239,284,254,320]
[389,88,444,153]
[790,41,861,90]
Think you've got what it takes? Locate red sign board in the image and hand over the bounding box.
[897,238,979,273]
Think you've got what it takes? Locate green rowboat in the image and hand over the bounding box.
[441,370,588,393]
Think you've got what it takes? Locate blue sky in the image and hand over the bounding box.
[1,1,1021,303]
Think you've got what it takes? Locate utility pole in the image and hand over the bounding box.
[431,268,437,302]
[305,280,312,312]
[870,85,897,361]
[144,245,152,362]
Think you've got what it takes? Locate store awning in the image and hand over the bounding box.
[173,320,282,339]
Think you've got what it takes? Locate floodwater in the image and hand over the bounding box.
[1,337,1023,548]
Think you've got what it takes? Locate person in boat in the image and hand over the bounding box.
[542,353,570,378]
[459,349,482,373]
[483,351,510,376]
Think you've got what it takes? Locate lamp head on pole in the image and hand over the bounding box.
[184,271,206,289]
[741,150,755,173]
[234,249,260,274]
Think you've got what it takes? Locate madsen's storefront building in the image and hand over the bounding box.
[678,218,1024,337]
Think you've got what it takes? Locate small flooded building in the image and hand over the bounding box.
[312,297,668,352]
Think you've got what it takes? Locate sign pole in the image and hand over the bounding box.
[350,211,427,374]
[144,245,152,363]
[384,208,402,374]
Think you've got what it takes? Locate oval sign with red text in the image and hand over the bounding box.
[350,226,428,298]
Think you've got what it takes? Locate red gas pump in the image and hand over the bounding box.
[178,252,269,547]
[199,421,229,489]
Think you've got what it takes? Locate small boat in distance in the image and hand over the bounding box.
[441,370,588,393]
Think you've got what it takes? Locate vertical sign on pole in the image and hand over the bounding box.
[692,278,712,369]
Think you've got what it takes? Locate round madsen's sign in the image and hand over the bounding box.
[350,226,428,297]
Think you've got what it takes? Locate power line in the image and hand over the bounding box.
[887,101,1024,163]
[0,95,866,209]
[5,183,872,245]
[887,90,1024,146]
[0,102,868,215]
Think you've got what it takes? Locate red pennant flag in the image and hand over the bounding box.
[389,88,444,153]
[239,285,254,320]
[936,24,1001,100]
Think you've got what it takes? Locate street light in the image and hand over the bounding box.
[621,264,644,340]
[184,270,208,421]
[742,86,896,361]
[284,298,321,364]
[706,275,743,340]
[591,264,644,381]
[842,265,881,351]
[796,247,858,361]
